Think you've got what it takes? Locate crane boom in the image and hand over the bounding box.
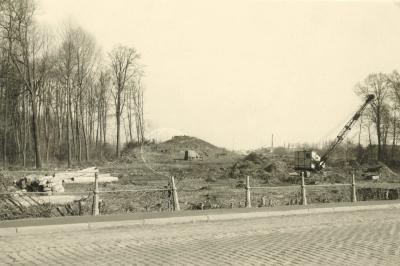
[294,94,375,173]
[317,94,375,169]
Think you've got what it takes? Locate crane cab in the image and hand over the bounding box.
[294,150,322,172]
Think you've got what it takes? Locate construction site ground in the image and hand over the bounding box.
[3,136,400,220]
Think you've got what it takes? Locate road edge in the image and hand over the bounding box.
[1,202,399,235]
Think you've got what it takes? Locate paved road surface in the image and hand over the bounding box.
[1,209,400,265]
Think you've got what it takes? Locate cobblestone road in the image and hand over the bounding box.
[1,209,400,265]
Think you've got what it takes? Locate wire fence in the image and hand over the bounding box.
[1,169,400,221]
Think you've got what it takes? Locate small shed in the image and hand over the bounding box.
[184,150,201,161]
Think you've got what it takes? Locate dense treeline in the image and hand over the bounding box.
[0,1,397,170]
[0,0,145,168]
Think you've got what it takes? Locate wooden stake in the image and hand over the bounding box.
[171,176,180,211]
[92,173,99,216]
[245,176,252,208]
[301,172,307,205]
[352,174,357,202]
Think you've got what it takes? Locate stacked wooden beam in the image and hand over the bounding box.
[53,167,118,184]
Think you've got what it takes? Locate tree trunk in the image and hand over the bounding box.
[140,90,145,143]
[69,99,75,160]
[103,105,107,144]
[75,102,81,162]
[80,104,89,161]
[44,105,49,163]
[116,91,121,158]
[22,92,27,167]
[31,95,42,169]
[67,93,72,168]
[127,90,134,142]
[358,116,362,147]
[2,87,7,168]
[376,113,382,161]
[96,111,100,156]
[56,87,62,160]
[391,116,396,160]
[116,107,121,158]
[98,107,103,160]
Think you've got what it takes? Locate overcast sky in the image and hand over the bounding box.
[37,0,400,150]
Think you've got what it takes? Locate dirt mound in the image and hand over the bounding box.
[244,152,268,164]
[163,135,217,148]
[229,152,291,183]
[120,135,236,163]
[264,160,289,175]
[162,136,221,153]
[380,164,398,177]
[374,163,399,180]
[116,135,240,182]
[154,135,234,159]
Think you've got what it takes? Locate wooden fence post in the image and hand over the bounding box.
[171,176,180,211]
[78,201,83,216]
[351,174,357,202]
[301,172,307,205]
[245,176,252,208]
[92,172,99,216]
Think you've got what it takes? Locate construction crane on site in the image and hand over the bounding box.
[294,94,375,174]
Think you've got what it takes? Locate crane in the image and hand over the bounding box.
[294,94,375,173]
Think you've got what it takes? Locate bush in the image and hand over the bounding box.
[102,143,116,160]
[122,140,153,152]
[123,141,142,151]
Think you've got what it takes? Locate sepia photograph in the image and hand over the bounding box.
[1,0,400,265]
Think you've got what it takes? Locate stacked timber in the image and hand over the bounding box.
[17,174,63,194]
[53,167,118,184]
[16,167,118,194]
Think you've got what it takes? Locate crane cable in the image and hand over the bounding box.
[317,110,356,145]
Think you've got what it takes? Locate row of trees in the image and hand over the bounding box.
[270,72,400,164]
[286,72,400,164]
[355,71,400,162]
[0,0,145,168]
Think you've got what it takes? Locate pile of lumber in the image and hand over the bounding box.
[18,174,64,193]
[53,167,118,184]
[16,167,118,194]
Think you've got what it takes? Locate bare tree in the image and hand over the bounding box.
[95,69,110,158]
[0,1,146,167]
[8,0,54,169]
[388,70,400,159]
[355,73,390,161]
[57,23,77,167]
[73,27,97,162]
[109,46,140,158]
[0,0,18,167]
[132,73,145,143]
